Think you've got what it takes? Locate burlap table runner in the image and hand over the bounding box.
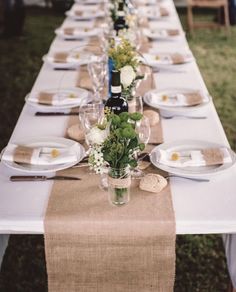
[44,29,175,292]
[44,108,174,292]
[76,65,93,91]
[44,160,175,292]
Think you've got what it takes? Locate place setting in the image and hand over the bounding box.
[65,5,105,21]
[142,27,185,41]
[138,5,171,20]
[25,87,91,116]
[0,136,86,181]
[143,88,211,119]
[141,51,195,69]
[55,26,101,40]
[150,140,236,179]
[42,49,98,70]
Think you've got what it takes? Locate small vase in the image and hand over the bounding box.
[108,167,131,206]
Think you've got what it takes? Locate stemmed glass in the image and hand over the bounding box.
[128,96,143,113]
[136,116,151,146]
[79,102,104,147]
[132,116,151,178]
[88,54,107,102]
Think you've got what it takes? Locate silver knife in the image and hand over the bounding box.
[35,112,79,116]
[10,175,81,182]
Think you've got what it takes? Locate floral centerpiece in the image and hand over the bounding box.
[108,38,143,101]
[88,111,145,205]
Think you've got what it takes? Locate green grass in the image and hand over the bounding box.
[180,9,236,150]
[0,6,235,292]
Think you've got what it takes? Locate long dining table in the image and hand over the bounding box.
[0,0,236,283]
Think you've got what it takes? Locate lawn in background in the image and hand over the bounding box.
[0,6,235,292]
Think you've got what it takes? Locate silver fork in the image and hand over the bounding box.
[165,174,209,182]
[161,115,207,119]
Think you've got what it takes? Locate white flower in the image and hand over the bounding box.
[86,126,108,145]
[120,65,136,89]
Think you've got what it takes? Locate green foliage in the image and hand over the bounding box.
[108,38,139,70]
[101,112,143,169]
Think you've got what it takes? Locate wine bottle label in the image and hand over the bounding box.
[111,85,122,93]
[117,11,125,17]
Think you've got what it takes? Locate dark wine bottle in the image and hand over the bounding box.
[114,1,127,34]
[105,70,128,115]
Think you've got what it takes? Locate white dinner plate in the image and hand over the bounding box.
[141,52,194,67]
[55,27,101,40]
[43,51,94,69]
[143,88,211,114]
[1,137,85,173]
[138,7,170,19]
[66,9,104,20]
[25,88,90,110]
[143,28,185,40]
[150,140,236,178]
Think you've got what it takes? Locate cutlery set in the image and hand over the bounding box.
[35,112,79,116]
[10,175,81,182]
[161,115,207,119]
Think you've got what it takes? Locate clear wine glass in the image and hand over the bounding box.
[79,102,104,147]
[131,116,151,178]
[128,96,143,113]
[88,54,107,102]
[136,116,151,145]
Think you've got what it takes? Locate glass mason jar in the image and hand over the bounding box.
[108,167,131,206]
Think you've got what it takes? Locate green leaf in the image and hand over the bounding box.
[129,112,143,121]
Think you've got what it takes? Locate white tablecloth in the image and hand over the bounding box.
[0,1,236,236]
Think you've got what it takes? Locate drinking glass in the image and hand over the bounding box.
[136,116,151,145]
[128,96,143,113]
[79,102,104,146]
[88,54,107,101]
[131,116,151,178]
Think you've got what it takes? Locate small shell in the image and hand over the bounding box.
[143,110,160,126]
[140,173,167,193]
[138,161,151,170]
[67,124,85,141]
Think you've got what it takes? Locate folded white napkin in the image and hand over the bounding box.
[139,6,169,18]
[158,147,232,168]
[142,53,193,66]
[62,27,99,36]
[144,28,180,39]
[2,143,79,165]
[28,91,81,106]
[149,91,208,107]
[143,53,173,65]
